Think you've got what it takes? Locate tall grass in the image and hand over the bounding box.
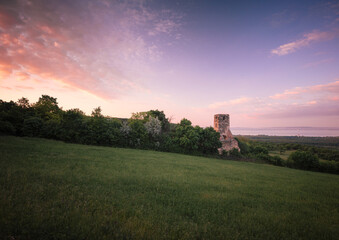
[1,136,338,239]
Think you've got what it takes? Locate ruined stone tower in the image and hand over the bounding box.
[214,114,240,153]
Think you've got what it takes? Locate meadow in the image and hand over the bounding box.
[1,136,339,239]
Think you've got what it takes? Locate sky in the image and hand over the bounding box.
[0,0,339,128]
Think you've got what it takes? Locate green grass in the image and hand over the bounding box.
[1,136,339,240]
[269,150,295,160]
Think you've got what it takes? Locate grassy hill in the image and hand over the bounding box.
[0,136,338,239]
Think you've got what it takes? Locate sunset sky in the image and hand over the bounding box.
[1,0,338,128]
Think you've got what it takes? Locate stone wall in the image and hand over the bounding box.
[214,114,240,153]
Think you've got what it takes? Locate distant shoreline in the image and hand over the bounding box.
[232,127,339,137]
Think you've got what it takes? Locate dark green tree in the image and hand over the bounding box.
[288,150,319,170]
[196,126,221,154]
[34,95,61,121]
[173,119,199,153]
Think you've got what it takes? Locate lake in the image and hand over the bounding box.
[232,127,339,137]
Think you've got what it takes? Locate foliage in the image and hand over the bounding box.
[287,150,320,170]
[0,120,15,135]
[17,97,30,109]
[144,116,162,138]
[1,95,338,174]
[235,137,250,155]
[196,126,221,154]
[22,117,43,137]
[250,146,269,155]
[173,118,199,153]
[40,119,61,139]
[132,109,170,132]
[34,95,61,121]
[229,148,241,158]
[318,160,339,174]
[59,109,86,143]
[128,119,148,147]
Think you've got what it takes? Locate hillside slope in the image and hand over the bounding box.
[0,136,338,239]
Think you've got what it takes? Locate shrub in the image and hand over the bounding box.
[265,155,284,166]
[318,160,339,174]
[23,117,43,137]
[40,119,61,139]
[0,120,16,135]
[288,150,319,170]
[251,146,268,155]
[255,152,271,162]
[236,138,250,155]
[229,148,241,158]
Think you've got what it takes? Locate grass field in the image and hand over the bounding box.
[269,150,295,161]
[1,136,339,239]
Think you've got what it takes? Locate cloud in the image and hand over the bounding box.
[271,30,337,56]
[15,72,30,81]
[15,85,34,90]
[270,89,302,99]
[0,0,183,99]
[203,80,339,125]
[260,102,339,119]
[302,58,333,68]
[208,97,251,109]
[270,80,339,99]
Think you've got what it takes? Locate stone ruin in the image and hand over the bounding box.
[213,114,240,154]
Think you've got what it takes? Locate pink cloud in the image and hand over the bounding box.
[270,89,303,99]
[0,0,183,100]
[302,58,333,68]
[271,30,337,56]
[270,80,339,99]
[201,80,339,127]
[208,97,251,109]
[15,85,34,90]
[15,72,30,81]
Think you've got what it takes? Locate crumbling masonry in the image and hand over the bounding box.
[213,114,240,153]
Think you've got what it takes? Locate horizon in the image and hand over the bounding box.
[1,0,339,128]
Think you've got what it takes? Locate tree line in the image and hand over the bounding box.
[0,95,221,155]
[1,95,338,174]
[235,136,339,174]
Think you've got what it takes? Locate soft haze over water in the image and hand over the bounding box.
[233,127,339,137]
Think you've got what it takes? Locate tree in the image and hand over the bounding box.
[34,95,61,121]
[0,100,28,135]
[91,107,103,118]
[22,117,43,137]
[131,110,170,132]
[17,97,30,109]
[128,119,147,147]
[236,137,250,155]
[173,118,199,153]
[147,110,170,132]
[145,116,162,138]
[288,150,319,170]
[196,126,221,154]
[59,109,86,143]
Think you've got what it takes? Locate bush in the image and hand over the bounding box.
[318,161,339,174]
[40,119,61,139]
[236,138,250,155]
[266,155,284,166]
[288,150,319,170]
[251,146,268,155]
[23,117,43,137]
[0,120,16,135]
[255,152,271,162]
[229,148,241,158]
